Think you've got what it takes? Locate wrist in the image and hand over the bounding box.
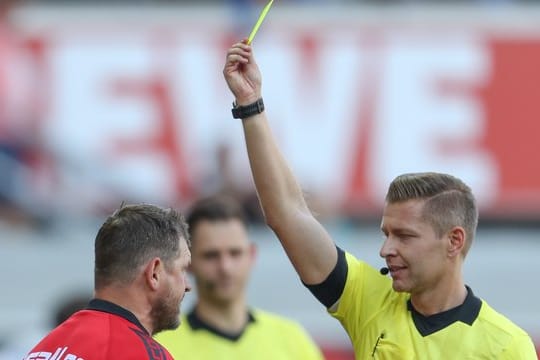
[234,93,261,107]
[232,98,265,119]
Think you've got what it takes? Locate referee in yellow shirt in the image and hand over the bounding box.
[222,40,538,359]
[155,195,323,360]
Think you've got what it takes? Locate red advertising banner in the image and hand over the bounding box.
[1,7,540,219]
[347,38,540,218]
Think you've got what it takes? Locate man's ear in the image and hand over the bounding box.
[447,227,466,258]
[144,257,163,291]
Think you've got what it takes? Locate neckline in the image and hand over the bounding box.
[87,298,149,335]
[406,285,482,336]
[187,307,256,342]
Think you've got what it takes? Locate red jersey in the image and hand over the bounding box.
[24,299,175,360]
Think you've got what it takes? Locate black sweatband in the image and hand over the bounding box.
[303,246,348,308]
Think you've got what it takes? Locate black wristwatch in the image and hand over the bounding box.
[231,98,265,119]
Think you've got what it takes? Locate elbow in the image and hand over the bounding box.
[265,213,290,237]
[261,202,309,233]
[261,206,281,231]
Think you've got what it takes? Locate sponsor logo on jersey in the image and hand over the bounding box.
[25,346,84,360]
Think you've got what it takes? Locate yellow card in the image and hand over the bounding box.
[247,0,274,45]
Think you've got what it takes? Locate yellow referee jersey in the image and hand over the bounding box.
[330,252,537,359]
[155,308,324,360]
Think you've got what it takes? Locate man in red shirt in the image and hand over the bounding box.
[25,204,192,360]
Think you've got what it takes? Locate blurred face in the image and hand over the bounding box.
[190,219,254,306]
[379,199,449,295]
[152,238,192,334]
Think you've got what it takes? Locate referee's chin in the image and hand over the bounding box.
[390,280,410,293]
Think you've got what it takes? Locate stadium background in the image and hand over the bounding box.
[0,1,539,358]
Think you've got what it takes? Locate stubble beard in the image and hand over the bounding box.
[151,290,181,335]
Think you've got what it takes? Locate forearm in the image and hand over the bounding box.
[241,111,337,283]
[223,41,337,284]
[241,112,306,224]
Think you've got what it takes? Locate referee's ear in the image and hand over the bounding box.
[447,227,466,258]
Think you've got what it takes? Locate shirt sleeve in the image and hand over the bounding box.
[303,246,348,308]
[328,252,393,342]
[500,332,538,360]
[284,320,325,360]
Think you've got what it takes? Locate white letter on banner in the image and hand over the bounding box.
[49,40,175,205]
[256,37,366,201]
[369,37,497,206]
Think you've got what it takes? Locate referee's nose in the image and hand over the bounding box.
[379,236,397,259]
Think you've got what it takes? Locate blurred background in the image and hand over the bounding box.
[0,0,539,359]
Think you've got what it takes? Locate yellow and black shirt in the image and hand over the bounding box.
[155,308,324,360]
[321,249,537,359]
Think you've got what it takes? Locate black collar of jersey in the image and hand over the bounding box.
[187,307,256,342]
[87,298,149,335]
[407,285,482,337]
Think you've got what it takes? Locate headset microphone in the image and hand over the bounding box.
[379,267,389,275]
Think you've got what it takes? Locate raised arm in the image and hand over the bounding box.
[223,41,337,285]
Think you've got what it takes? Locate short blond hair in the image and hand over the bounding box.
[386,172,478,257]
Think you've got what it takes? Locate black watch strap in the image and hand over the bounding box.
[232,98,265,119]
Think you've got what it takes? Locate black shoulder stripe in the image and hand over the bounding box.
[303,246,348,308]
[130,327,168,360]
